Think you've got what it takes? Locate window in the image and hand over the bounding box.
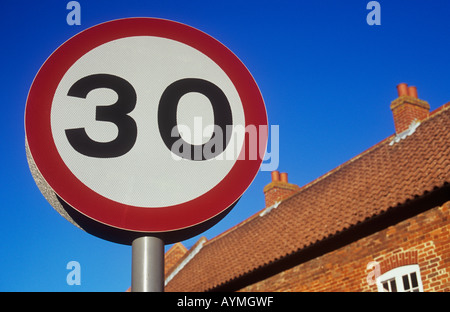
[381,278,397,292]
[377,265,423,292]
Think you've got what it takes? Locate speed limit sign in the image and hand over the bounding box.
[25,18,267,244]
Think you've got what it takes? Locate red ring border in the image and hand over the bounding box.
[25,18,267,233]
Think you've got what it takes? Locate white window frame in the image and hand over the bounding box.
[376,264,423,292]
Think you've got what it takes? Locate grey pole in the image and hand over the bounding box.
[131,236,165,292]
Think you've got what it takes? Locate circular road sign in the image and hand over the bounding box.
[25,18,267,244]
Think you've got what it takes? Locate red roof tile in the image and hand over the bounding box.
[165,103,450,292]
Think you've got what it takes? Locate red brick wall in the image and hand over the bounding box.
[378,250,418,275]
[263,182,299,208]
[390,96,430,134]
[239,201,450,292]
[392,103,429,133]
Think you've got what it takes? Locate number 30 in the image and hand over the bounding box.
[65,74,233,160]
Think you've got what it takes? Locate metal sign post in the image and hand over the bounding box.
[131,236,165,292]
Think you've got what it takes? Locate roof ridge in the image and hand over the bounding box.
[200,102,450,252]
[297,134,394,194]
[427,101,450,119]
[293,102,450,195]
[206,103,450,246]
[209,185,304,243]
[208,208,262,243]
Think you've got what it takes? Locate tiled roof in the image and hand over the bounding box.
[165,103,450,292]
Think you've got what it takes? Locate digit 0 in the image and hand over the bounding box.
[158,78,233,161]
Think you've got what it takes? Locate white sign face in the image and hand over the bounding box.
[51,36,245,207]
[25,18,267,237]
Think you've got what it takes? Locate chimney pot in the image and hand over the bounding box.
[407,86,418,98]
[271,171,280,182]
[397,83,408,97]
[280,172,288,183]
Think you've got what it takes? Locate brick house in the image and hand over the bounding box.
[163,83,450,292]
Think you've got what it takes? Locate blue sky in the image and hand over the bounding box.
[1,0,449,291]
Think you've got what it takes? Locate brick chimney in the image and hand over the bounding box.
[390,83,430,134]
[263,171,300,207]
